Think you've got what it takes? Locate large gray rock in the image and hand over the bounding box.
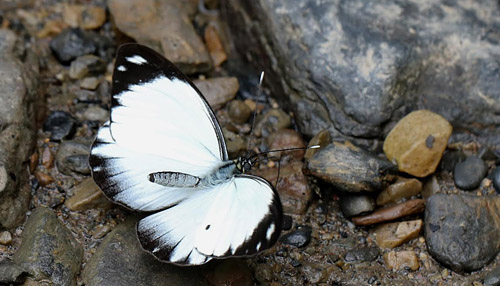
[425,194,500,272]
[12,207,83,286]
[82,217,210,286]
[223,0,500,150]
[0,29,38,229]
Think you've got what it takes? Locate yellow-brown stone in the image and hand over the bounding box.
[383,250,419,271]
[374,220,423,248]
[376,178,422,206]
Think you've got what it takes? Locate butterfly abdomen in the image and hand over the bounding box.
[148,171,201,188]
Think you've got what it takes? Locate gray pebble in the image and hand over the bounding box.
[280,226,312,248]
[339,194,375,218]
[453,155,487,190]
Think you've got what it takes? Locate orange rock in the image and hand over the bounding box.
[35,171,55,186]
[204,25,228,67]
[29,151,39,174]
[374,220,423,248]
[383,250,419,271]
[376,178,422,206]
[352,199,425,226]
[41,146,54,169]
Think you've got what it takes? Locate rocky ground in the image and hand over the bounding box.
[0,0,500,286]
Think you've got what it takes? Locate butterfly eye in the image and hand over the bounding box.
[243,162,252,172]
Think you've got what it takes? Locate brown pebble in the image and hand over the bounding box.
[376,178,422,206]
[352,199,425,226]
[0,231,12,245]
[92,224,113,239]
[305,129,331,160]
[41,146,55,169]
[204,25,227,67]
[193,77,239,109]
[374,220,423,248]
[29,151,39,173]
[227,100,252,124]
[267,129,306,159]
[65,178,113,211]
[35,171,55,186]
[383,250,419,271]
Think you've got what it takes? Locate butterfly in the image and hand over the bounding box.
[89,43,283,265]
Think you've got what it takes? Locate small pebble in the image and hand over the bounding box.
[280,226,312,248]
[83,105,109,122]
[484,265,500,286]
[69,55,106,79]
[204,25,227,67]
[227,100,252,124]
[221,128,246,158]
[254,109,291,137]
[0,231,12,245]
[92,224,113,239]
[34,171,55,186]
[0,166,7,192]
[374,220,423,248]
[440,150,466,172]
[304,129,331,160]
[383,250,419,271]
[29,152,39,174]
[453,155,487,190]
[421,175,440,199]
[41,146,54,169]
[65,178,112,211]
[80,77,100,90]
[49,28,98,64]
[43,111,77,141]
[282,215,293,231]
[376,178,422,206]
[352,199,425,226]
[339,194,375,218]
[55,140,90,175]
[344,247,379,262]
[193,77,239,109]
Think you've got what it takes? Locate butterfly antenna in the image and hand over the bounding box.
[250,145,320,160]
[247,71,265,151]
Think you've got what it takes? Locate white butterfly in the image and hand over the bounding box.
[89,44,283,265]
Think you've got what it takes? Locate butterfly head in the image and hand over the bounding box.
[235,156,256,174]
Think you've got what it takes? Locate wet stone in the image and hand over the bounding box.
[279,226,312,248]
[425,194,500,272]
[453,156,487,190]
[194,77,239,109]
[0,231,12,245]
[65,178,112,211]
[304,129,331,160]
[13,207,83,286]
[55,141,90,175]
[383,110,452,177]
[305,142,396,193]
[484,265,500,286]
[49,28,98,65]
[0,260,27,285]
[374,220,423,249]
[344,247,379,263]
[254,109,291,137]
[440,150,467,172]
[339,194,375,218]
[352,199,425,226]
[82,217,209,286]
[266,129,306,160]
[227,99,252,124]
[376,178,422,206]
[69,55,106,79]
[492,166,500,193]
[383,251,419,271]
[43,111,77,142]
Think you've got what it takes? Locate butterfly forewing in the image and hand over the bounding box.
[90,43,284,265]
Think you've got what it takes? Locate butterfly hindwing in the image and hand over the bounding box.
[89,44,228,211]
[137,175,282,265]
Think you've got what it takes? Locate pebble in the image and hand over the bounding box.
[339,194,375,218]
[383,110,452,177]
[374,220,423,248]
[351,199,425,226]
[69,54,106,79]
[383,250,419,271]
[305,141,397,193]
[440,150,466,172]
[0,231,12,245]
[254,161,311,215]
[193,77,239,109]
[266,129,306,159]
[484,265,500,286]
[41,146,54,169]
[425,194,500,272]
[254,109,291,137]
[376,178,422,206]
[453,155,487,190]
[421,175,440,199]
[282,215,293,231]
[344,247,379,262]
[63,4,106,30]
[492,166,500,193]
[221,128,246,158]
[82,105,109,122]
[204,25,228,67]
[80,77,100,90]
[29,152,38,174]
[227,99,252,124]
[55,140,90,175]
[34,171,55,186]
[92,224,113,239]
[304,129,331,160]
[280,226,312,248]
[0,166,7,193]
[43,111,77,141]
[49,28,98,64]
[65,178,113,211]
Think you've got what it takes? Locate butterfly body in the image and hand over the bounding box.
[89,43,283,265]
